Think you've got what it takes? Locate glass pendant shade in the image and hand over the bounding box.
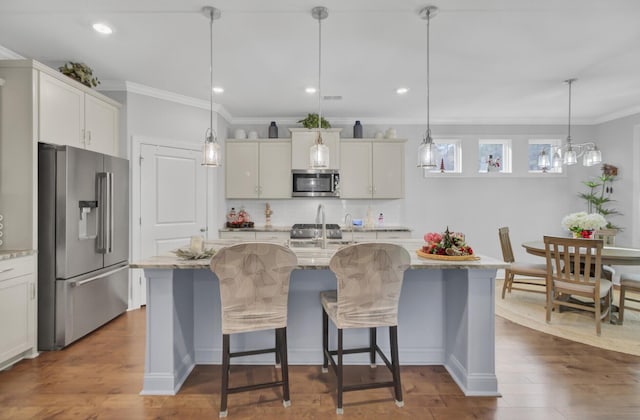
[418,135,437,168]
[537,149,550,169]
[310,134,329,168]
[552,150,563,169]
[202,131,221,166]
[564,147,577,165]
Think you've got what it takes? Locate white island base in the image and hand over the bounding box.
[136,250,504,398]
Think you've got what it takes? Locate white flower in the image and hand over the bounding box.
[561,212,607,232]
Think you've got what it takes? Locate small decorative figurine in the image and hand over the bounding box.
[440,158,445,173]
[487,154,501,172]
[265,202,273,228]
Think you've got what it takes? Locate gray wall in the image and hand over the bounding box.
[226,121,633,264]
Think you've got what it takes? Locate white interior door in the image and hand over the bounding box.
[137,143,207,305]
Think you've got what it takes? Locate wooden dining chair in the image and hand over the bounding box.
[543,236,613,335]
[498,227,547,299]
[593,229,617,246]
[619,272,640,324]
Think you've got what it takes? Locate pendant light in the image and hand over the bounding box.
[540,78,602,171]
[201,6,222,167]
[309,6,330,169]
[417,6,438,168]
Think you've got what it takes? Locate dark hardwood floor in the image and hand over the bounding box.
[1,308,639,419]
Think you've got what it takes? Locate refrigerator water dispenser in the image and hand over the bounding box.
[78,200,98,239]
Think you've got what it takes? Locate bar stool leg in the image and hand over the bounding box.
[337,328,344,415]
[275,330,281,368]
[322,309,329,373]
[220,334,230,418]
[389,326,403,407]
[369,327,377,368]
[279,327,291,407]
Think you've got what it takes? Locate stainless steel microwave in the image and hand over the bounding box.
[292,169,340,197]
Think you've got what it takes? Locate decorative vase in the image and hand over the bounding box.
[268,121,278,138]
[353,120,363,138]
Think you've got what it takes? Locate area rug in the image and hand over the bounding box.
[495,279,640,356]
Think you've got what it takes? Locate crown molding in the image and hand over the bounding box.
[0,45,24,59]
[98,80,232,123]
[592,105,640,125]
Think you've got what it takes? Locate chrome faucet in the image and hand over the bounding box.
[316,204,327,249]
[344,213,353,243]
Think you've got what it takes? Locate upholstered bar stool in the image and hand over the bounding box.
[210,243,298,418]
[320,243,411,414]
[619,272,640,324]
[498,227,547,298]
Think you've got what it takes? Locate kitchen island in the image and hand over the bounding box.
[131,239,507,397]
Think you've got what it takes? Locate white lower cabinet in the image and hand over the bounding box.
[219,231,257,241]
[255,231,290,242]
[225,140,291,199]
[376,231,412,239]
[340,140,405,199]
[0,255,36,370]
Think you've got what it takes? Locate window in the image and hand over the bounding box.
[528,139,562,173]
[478,139,512,173]
[423,139,462,176]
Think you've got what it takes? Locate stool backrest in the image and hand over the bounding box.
[329,243,411,328]
[210,242,298,334]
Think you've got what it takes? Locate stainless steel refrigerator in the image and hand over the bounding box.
[38,143,129,350]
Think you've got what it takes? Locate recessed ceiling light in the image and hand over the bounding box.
[305,87,317,94]
[213,86,224,94]
[92,23,113,35]
[396,87,409,95]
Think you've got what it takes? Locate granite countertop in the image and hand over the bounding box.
[218,225,411,233]
[0,249,37,261]
[130,239,506,271]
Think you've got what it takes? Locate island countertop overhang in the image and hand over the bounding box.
[130,239,507,270]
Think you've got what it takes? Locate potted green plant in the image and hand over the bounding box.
[58,62,100,88]
[298,113,331,129]
[579,173,621,230]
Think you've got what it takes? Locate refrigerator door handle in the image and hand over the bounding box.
[97,172,108,254]
[107,172,114,254]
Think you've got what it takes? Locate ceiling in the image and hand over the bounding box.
[1,0,640,124]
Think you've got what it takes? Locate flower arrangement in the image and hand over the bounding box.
[422,227,474,256]
[561,212,607,237]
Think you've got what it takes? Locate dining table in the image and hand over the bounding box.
[522,241,640,266]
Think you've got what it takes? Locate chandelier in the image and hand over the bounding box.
[538,78,602,171]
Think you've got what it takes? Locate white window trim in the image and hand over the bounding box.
[528,138,563,174]
[478,139,512,173]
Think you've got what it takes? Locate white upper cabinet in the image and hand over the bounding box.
[39,71,119,156]
[290,128,341,170]
[340,141,372,198]
[84,94,119,155]
[259,141,292,198]
[39,72,84,147]
[340,139,405,199]
[225,140,291,199]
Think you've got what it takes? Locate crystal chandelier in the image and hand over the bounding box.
[201,6,222,167]
[539,78,602,172]
[309,6,330,169]
[417,6,438,168]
